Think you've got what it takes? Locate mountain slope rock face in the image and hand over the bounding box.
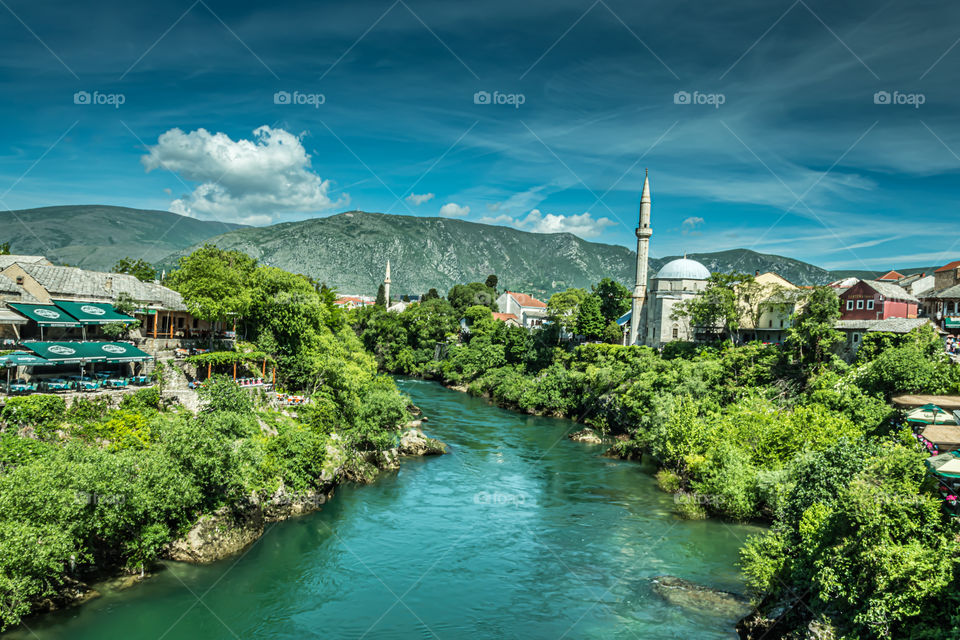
[0,205,244,270]
[164,211,836,295]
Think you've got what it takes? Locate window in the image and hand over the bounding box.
[15,276,23,285]
[177,317,185,328]
[856,300,864,309]
[866,300,874,310]
[192,318,198,328]
[780,320,784,328]
[846,300,854,310]
[672,325,678,339]
[768,319,773,328]
[853,333,860,343]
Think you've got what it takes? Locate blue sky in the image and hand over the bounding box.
[0,0,959,270]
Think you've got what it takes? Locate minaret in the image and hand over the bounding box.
[384,260,391,305]
[629,170,652,345]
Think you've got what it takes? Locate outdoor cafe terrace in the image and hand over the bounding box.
[1,340,153,395]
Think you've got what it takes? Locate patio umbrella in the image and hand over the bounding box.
[907,404,957,425]
[926,452,960,477]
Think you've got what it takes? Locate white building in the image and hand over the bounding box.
[641,257,710,348]
[495,291,547,329]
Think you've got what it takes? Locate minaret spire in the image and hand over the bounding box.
[384,260,392,305]
[629,170,652,345]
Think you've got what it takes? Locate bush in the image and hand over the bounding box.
[0,395,66,438]
[655,469,682,493]
[198,375,254,415]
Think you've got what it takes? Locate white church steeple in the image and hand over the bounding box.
[384,260,391,304]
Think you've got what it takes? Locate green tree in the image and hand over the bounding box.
[785,286,842,368]
[672,272,755,342]
[592,278,630,323]
[546,288,588,337]
[424,288,440,301]
[575,295,605,340]
[447,283,497,315]
[166,246,257,339]
[112,257,156,282]
[375,283,387,307]
[602,320,623,344]
[0,242,9,255]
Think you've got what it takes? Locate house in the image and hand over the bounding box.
[838,279,919,321]
[0,258,202,346]
[333,296,374,309]
[920,260,960,338]
[495,291,547,329]
[492,312,521,327]
[835,317,939,355]
[738,272,800,344]
[876,270,905,281]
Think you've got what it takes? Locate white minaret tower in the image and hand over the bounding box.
[629,170,652,345]
[384,260,391,304]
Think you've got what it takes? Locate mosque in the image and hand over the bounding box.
[619,171,711,347]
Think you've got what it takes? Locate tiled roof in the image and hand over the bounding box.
[0,273,40,303]
[492,312,519,322]
[507,291,547,309]
[835,317,937,334]
[863,279,919,303]
[936,261,960,273]
[18,263,185,310]
[925,284,960,299]
[0,255,49,270]
[877,270,905,281]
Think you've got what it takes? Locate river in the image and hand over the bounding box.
[8,378,761,639]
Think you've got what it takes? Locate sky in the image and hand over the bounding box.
[0,0,959,270]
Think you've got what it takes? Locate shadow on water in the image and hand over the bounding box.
[7,377,762,640]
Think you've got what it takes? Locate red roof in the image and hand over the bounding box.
[506,291,546,308]
[877,270,905,281]
[492,312,519,322]
[936,261,960,273]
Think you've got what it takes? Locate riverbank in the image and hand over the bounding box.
[5,377,759,640]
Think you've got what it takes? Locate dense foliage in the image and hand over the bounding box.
[351,284,960,639]
[0,248,412,631]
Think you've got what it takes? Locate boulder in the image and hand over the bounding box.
[651,575,752,620]
[569,428,604,444]
[398,428,447,456]
[166,503,264,564]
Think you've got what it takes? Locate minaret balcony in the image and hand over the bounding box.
[636,228,652,239]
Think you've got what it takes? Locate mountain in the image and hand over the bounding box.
[828,267,938,280]
[163,211,838,296]
[0,205,244,271]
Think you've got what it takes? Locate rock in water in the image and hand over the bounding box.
[398,428,447,456]
[651,575,752,620]
[166,503,264,564]
[569,428,604,444]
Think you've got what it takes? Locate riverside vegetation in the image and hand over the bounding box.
[352,281,960,639]
[0,246,417,631]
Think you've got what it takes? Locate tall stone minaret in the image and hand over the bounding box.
[629,170,652,345]
[383,260,391,304]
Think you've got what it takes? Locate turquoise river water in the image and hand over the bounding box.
[8,378,761,639]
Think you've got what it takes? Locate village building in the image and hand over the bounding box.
[333,296,375,309]
[838,279,919,321]
[835,317,938,355]
[492,312,521,327]
[738,272,800,344]
[920,260,960,338]
[495,291,547,329]
[0,256,205,347]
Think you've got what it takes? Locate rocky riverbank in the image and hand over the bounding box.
[28,422,447,622]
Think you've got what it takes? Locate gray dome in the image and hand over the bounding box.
[656,257,710,280]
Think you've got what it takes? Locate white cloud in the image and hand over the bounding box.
[479,209,615,239]
[141,125,346,225]
[682,216,704,229]
[406,192,434,206]
[439,202,470,217]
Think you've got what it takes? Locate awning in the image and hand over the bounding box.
[52,300,137,325]
[95,342,153,362]
[0,353,54,367]
[7,303,81,327]
[946,317,960,329]
[21,341,153,363]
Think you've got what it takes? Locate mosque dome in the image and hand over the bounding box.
[655,257,711,280]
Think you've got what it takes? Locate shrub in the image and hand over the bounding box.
[0,395,66,438]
